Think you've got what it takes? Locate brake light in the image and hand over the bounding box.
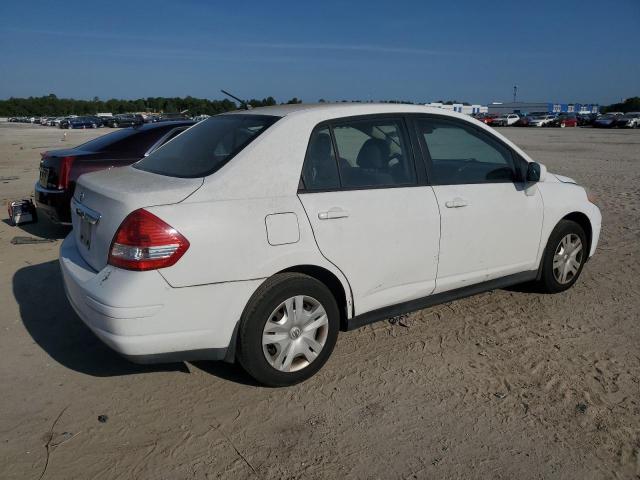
[58,156,76,189]
[108,209,189,271]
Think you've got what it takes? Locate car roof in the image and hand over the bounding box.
[130,120,196,131]
[224,102,474,121]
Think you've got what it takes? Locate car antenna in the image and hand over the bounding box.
[221,90,253,110]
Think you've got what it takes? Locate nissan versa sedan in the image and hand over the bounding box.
[60,104,601,386]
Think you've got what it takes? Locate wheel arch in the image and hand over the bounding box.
[278,265,351,331]
[561,211,593,257]
[536,210,594,281]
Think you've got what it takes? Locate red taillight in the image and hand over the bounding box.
[58,156,76,189]
[108,209,189,271]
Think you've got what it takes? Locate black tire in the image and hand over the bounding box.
[537,219,587,293]
[237,273,340,387]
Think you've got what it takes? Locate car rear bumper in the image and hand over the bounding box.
[59,233,263,364]
[34,182,72,224]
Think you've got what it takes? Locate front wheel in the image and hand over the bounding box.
[537,220,587,293]
[237,273,340,387]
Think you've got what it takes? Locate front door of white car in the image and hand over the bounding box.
[298,117,441,315]
[413,116,544,293]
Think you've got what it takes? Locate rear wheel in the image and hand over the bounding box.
[237,273,340,387]
[537,220,587,293]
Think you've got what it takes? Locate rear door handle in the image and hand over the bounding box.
[445,198,469,208]
[318,207,349,220]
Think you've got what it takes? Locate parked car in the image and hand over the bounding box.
[35,121,195,224]
[548,113,578,128]
[593,113,623,128]
[528,114,557,127]
[156,113,191,122]
[59,104,601,386]
[60,117,99,129]
[513,116,531,127]
[614,112,640,128]
[104,114,145,128]
[492,114,520,126]
[577,113,597,126]
[474,113,499,125]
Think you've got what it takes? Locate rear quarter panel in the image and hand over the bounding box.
[147,195,353,313]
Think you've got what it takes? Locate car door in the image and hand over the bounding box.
[298,116,441,316]
[413,115,544,293]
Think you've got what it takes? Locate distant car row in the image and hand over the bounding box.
[7,113,191,128]
[473,112,640,128]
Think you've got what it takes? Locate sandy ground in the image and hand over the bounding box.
[0,122,639,480]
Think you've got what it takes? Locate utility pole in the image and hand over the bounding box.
[513,85,518,103]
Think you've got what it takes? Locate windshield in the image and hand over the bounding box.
[134,114,279,178]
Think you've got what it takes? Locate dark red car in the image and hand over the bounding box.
[35,121,194,224]
[548,113,578,128]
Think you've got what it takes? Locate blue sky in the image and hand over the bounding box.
[0,0,638,104]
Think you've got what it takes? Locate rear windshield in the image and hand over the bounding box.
[75,129,139,152]
[133,114,279,178]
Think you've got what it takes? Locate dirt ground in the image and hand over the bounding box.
[0,123,639,480]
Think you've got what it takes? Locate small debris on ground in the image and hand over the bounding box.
[494,392,508,399]
[389,314,410,327]
[576,403,588,414]
[97,415,109,423]
[10,237,55,245]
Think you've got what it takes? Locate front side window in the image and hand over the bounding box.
[332,119,416,188]
[134,114,279,178]
[416,118,516,185]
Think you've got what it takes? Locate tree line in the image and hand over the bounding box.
[601,97,640,113]
[0,94,303,117]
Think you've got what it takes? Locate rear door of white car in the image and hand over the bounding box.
[298,115,441,316]
[413,115,543,293]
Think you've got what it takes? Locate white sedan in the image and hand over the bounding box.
[529,114,557,127]
[493,114,520,126]
[60,104,601,386]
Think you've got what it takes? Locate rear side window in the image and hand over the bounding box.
[416,119,516,185]
[302,117,416,190]
[333,119,416,188]
[134,115,279,178]
[302,127,340,190]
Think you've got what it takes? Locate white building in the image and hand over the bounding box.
[425,102,488,115]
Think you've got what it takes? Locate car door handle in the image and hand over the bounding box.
[445,198,469,208]
[318,208,349,220]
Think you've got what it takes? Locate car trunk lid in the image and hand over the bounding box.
[39,149,87,189]
[71,166,203,272]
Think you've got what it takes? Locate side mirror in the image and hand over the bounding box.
[526,162,541,182]
[526,162,546,182]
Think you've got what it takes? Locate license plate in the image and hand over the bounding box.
[79,217,92,249]
[39,167,50,186]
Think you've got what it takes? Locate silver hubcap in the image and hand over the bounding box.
[553,234,583,284]
[262,295,328,372]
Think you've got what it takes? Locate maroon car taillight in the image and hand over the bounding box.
[57,156,76,189]
[108,209,189,271]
